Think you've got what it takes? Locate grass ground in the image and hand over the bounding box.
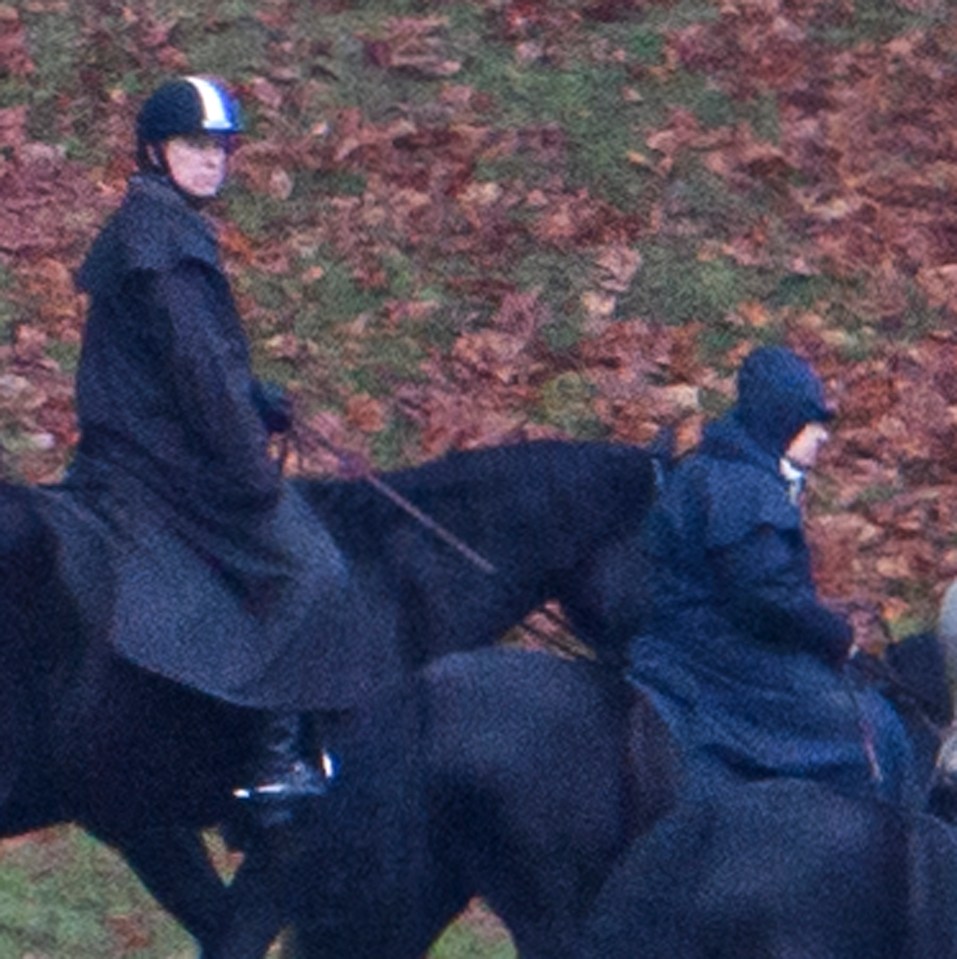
[0,828,515,958]
[1,0,953,953]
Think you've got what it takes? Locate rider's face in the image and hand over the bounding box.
[786,421,830,469]
[162,134,229,199]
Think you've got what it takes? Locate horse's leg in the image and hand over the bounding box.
[89,822,231,950]
[202,824,304,959]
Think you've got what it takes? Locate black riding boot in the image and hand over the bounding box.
[233,712,328,812]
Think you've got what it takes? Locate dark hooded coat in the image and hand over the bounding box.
[628,347,922,808]
[46,173,392,710]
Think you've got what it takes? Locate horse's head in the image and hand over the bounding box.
[882,629,954,730]
[849,628,954,814]
[541,441,659,664]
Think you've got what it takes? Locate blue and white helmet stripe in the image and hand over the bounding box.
[185,76,241,132]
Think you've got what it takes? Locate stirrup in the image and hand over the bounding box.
[232,751,337,803]
[233,761,326,802]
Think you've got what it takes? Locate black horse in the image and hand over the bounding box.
[5,442,949,956]
[578,636,957,959]
[276,631,955,959]
[0,439,661,955]
[276,647,679,959]
[2,619,678,958]
[294,437,662,664]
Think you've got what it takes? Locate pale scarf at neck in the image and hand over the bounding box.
[779,457,806,506]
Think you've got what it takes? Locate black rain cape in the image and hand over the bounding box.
[628,348,923,809]
[43,174,395,711]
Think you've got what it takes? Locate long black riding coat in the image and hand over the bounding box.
[51,173,389,711]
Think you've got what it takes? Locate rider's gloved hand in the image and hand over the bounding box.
[251,380,293,435]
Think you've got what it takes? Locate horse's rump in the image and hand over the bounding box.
[28,482,400,711]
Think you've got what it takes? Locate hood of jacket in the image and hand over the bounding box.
[733,346,833,459]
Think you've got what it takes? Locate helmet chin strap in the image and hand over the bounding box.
[779,456,805,506]
[145,142,168,173]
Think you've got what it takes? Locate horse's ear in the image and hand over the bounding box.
[938,579,957,691]
[647,426,676,492]
[647,425,676,463]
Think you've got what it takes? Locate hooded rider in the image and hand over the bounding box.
[69,76,382,821]
[629,345,922,809]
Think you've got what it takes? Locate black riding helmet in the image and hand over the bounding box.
[735,346,834,457]
[136,76,243,171]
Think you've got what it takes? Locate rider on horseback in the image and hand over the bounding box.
[68,76,371,821]
[629,345,924,809]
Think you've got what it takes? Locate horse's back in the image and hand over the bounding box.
[394,440,657,559]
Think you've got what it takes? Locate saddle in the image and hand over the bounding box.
[29,480,397,712]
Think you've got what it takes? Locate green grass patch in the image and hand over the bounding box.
[620,241,771,326]
[297,261,385,332]
[882,579,939,640]
[472,60,643,205]
[45,339,81,375]
[0,828,191,957]
[224,189,291,242]
[886,279,945,343]
[301,7,471,122]
[370,411,421,469]
[164,8,270,78]
[768,273,844,311]
[0,265,17,344]
[238,269,301,316]
[346,331,429,397]
[427,903,516,959]
[627,27,668,65]
[780,273,917,363]
[695,323,764,369]
[541,309,586,353]
[851,483,903,508]
[15,9,103,151]
[813,0,948,46]
[642,0,721,30]
[675,163,782,235]
[698,384,735,417]
[301,168,368,199]
[534,371,606,438]
[513,250,591,349]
